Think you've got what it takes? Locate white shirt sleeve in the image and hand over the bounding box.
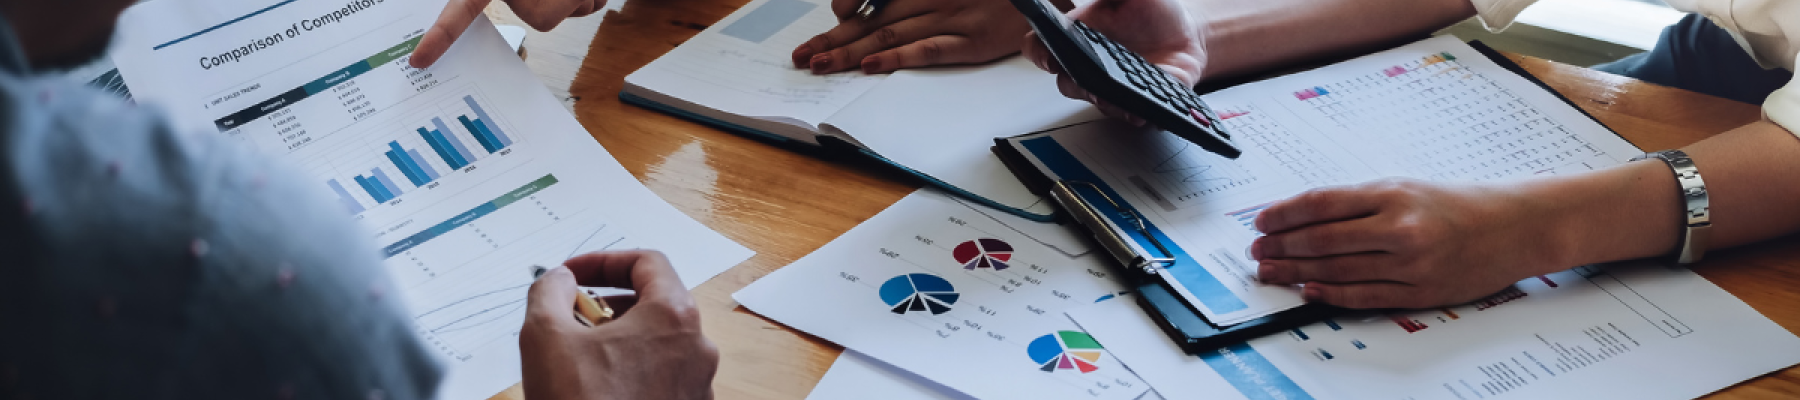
[1466,0,1542,31]
[1760,53,1800,140]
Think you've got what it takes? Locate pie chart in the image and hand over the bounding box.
[953,238,1014,270]
[878,273,960,315]
[1027,331,1105,373]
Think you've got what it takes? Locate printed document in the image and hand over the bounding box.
[1068,262,1800,399]
[1005,36,1646,326]
[109,1,754,399]
[736,191,1149,400]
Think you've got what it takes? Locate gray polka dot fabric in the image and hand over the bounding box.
[0,16,443,400]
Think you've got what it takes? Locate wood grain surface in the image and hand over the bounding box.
[476,2,1800,398]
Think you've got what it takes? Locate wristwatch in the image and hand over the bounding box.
[1631,150,1711,264]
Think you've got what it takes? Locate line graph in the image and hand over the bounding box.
[414,282,533,361]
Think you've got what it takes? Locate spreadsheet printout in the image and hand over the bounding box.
[1007,36,1645,326]
[1069,261,1800,400]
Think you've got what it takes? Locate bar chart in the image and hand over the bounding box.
[317,92,521,214]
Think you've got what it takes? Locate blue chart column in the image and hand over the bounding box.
[419,127,466,169]
[458,115,498,153]
[356,174,389,203]
[386,142,427,186]
[434,117,479,162]
[372,168,405,198]
[327,179,366,214]
[408,149,440,180]
[463,96,513,147]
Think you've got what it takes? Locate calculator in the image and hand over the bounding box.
[1008,0,1240,159]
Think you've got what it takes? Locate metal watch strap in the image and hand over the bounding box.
[1630,150,1711,264]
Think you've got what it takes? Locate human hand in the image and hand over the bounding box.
[1250,179,1571,309]
[410,0,607,68]
[790,0,1034,74]
[520,251,718,400]
[1021,0,1206,127]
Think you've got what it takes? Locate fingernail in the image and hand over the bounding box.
[1301,285,1324,302]
[1256,263,1276,283]
[861,56,882,74]
[810,53,832,74]
[1250,240,1266,260]
[792,44,813,67]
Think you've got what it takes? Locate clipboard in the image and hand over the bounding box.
[992,137,1345,355]
[988,40,1621,355]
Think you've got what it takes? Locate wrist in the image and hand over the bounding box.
[1525,161,1685,269]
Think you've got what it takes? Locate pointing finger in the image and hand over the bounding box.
[411,0,493,69]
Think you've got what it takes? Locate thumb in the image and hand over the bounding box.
[411,0,492,68]
[525,266,582,328]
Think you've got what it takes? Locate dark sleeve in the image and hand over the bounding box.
[0,74,443,399]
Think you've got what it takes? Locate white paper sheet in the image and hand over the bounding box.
[109,1,754,399]
[1069,262,1800,400]
[823,57,1102,220]
[625,0,886,127]
[736,190,1147,400]
[806,350,977,400]
[1005,36,1647,326]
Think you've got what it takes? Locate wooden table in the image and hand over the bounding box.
[481,0,1800,398]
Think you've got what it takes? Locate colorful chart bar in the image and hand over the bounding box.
[418,127,469,169]
[464,95,513,147]
[407,149,439,180]
[325,179,365,214]
[373,168,404,198]
[355,167,405,204]
[1293,86,1330,101]
[381,174,560,257]
[213,36,422,130]
[1225,202,1273,231]
[1389,315,1428,333]
[433,117,478,163]
[386,141,437,187]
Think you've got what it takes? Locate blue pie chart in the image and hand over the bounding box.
[879,273,960,315]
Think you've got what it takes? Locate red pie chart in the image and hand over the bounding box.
[953,238,1014,270]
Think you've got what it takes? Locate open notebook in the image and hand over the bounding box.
[621,0,1104,224]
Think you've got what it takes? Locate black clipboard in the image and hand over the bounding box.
[989,40,1615,355]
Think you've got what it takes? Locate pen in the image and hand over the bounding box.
[854,0,889,20]
[531,265,616,326]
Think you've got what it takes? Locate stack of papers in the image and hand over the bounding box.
[742,37,1800,400]
[108,0,754,399]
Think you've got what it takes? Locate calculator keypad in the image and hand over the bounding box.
[1072,22,1228,139]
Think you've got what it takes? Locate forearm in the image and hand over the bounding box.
[1193,0,1476,80]
[1535,120,1800,268]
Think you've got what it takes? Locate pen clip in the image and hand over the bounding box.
[1048,181,1177,275]
[854,0,877,19]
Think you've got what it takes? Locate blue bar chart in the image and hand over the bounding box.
[325,94,518,212]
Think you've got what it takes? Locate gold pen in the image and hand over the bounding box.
[531,265,615,326]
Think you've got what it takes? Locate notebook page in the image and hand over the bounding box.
[822,57,1096,230]
[1004,36,1645,326]
[624,0,884,127]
